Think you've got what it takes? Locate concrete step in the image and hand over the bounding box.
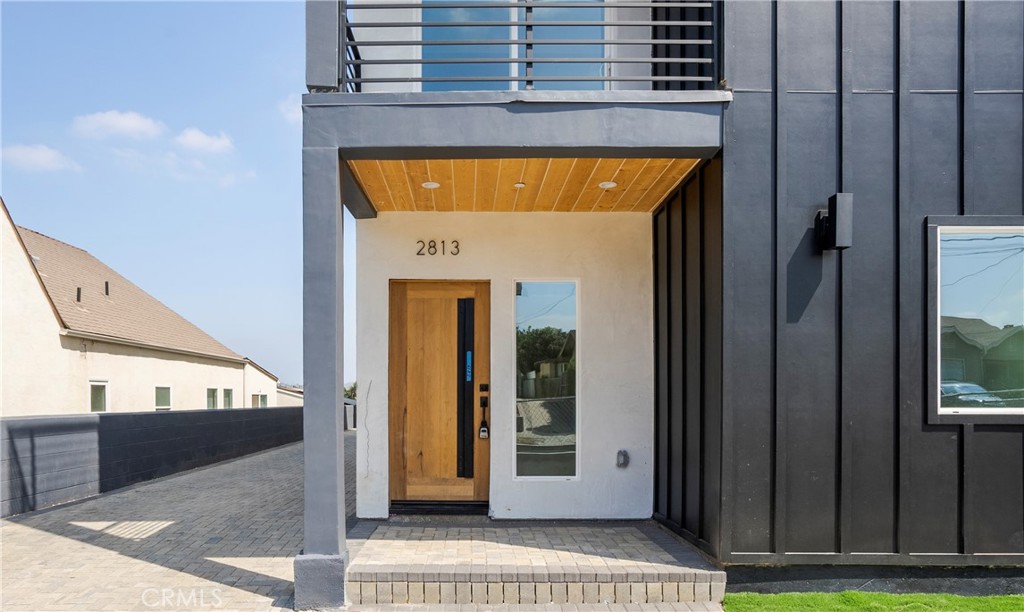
[344,519,725,606]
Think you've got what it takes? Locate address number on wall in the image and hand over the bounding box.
[416,240,460,256]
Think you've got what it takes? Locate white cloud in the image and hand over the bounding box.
[71,110,165,140]
[174,128,234,154]
[278,94,302,126]
[3,145,82,172]
[162,151,208,182]
[219,170,257,188]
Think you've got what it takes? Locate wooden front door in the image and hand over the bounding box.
[389,281,490,502]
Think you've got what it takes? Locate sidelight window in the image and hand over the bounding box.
[515,280,578,477]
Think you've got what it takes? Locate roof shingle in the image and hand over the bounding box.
[17,226,242,361]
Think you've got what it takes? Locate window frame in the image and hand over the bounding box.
[155,385,172,411]
[206,388,218,410]
[512,278,582,481]
[89,380,107,413]
[223,388,233,409]
[927,215,1024,425]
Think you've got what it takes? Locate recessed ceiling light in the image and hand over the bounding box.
[598,181,618,189]
[513,182,526,189]
[421,181,440,189]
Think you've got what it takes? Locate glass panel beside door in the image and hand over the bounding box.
[515,280,577,476]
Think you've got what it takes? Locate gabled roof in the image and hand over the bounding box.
[941,316,1023,352]
[15,223,243,362]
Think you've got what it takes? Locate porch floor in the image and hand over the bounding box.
[346,516,725,608]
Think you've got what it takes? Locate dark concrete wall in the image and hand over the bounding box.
[1,407,303,517]
[718,0,1023,565]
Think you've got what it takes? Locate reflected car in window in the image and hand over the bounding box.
[940,381,1006,408]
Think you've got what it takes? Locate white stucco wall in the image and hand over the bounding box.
[356,212,654,519]
[244,364,279,408]
[2,207,278,416]
[1,211,80,416]
[71,339,246,412]
[277,388,304,407]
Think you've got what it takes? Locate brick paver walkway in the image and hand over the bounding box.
[1,431,721,611]
[1,439,323,612]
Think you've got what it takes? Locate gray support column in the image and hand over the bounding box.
[306,0,340,92]
[294,146,347,610]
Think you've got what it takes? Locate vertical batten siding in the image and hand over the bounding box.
[719,0,776,556]
[777,0,840,554]
[840,0,898,555]
[960,0,1024,555]
[715,0,1024,564]
[653,159,724,557]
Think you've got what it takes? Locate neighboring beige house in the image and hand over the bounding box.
[1,199,278,416]
[276,383,304,407]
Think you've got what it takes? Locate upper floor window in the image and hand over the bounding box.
[935,223,1024,419]
[223,389,233,409]
[207,388,218,409]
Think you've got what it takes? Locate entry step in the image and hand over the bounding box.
[345,520,725,606]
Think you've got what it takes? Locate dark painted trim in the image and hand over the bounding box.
[924,214,1024,426]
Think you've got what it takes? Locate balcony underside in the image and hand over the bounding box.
[303,90,728,217]
[348,157,701,213]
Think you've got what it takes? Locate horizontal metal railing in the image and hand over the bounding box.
[339,0,718,91]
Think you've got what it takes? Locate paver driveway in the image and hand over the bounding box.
[0,436,353,612]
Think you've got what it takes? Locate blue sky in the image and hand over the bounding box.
[2,1,356,385]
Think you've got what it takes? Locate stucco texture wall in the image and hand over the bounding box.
[1,210,79,416]
[356,212,654,519]
[2,208,276,416]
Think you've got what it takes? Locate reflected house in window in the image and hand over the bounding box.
[941,316,1024,405]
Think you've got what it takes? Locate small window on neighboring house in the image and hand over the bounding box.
[223,389,233,409]
[260,394,268,408]
[90,382,107,413]
[155,386,171,410]
[207,388,218,409]
[252,393,268,408]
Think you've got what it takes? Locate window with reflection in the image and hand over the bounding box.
[938,226,1024,414]
[422,0,604,92]
[515,281,577,476]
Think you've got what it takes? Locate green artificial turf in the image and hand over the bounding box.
[723,591,1024,611]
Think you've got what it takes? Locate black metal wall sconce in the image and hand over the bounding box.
[815,193,853,251]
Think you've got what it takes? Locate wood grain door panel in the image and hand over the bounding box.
[390,281,490,502]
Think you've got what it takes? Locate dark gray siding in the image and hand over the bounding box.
[1,407,303,517]
[654,157,724,557]
[719,0,1024,564]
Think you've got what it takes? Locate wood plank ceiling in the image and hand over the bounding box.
[347,158,701,213]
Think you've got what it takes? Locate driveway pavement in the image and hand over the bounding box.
[0,435,346,611]
[1,431,721,611]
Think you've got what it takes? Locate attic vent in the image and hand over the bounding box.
[104,281,109,296]
[31,255,41,262]
[76,287,82,302]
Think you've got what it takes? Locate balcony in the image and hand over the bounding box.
[304,0,728,219]
[310,1,720,94]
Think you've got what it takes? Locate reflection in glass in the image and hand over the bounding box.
[516,281,577,476]
[423,1,512,91]
[421,0,604,92]
[939,228,1024,412]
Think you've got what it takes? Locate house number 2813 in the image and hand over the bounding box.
[416,240,460,256]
